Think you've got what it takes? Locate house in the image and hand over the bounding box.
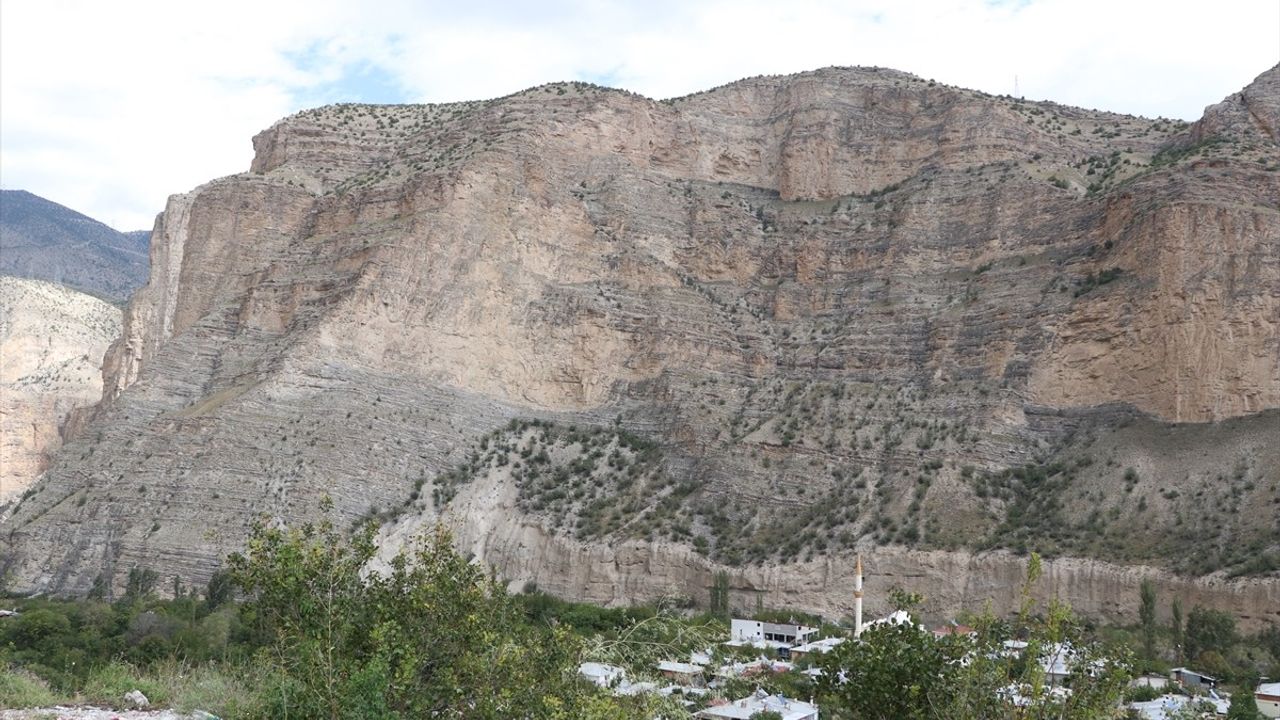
[1128,694,1222,720]
[730,618,818,646]
[696,690,819,720]
[1171,667,1218,690]
[1256,682,1280,719]
[578,662,625,689]
[998,683,1072,708]
[863,610,914,631]
[657,660,706,687]
[932,623,976,638]
[1040,643,1078,686]
[714,658,794,679]
[1130,674,1170,691]
[790,636,845,662]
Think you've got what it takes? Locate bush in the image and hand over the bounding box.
[10,608,71,646]
[227,505,636,718]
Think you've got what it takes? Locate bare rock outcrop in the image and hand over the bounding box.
[0,277,120,503]
[3,67,1277,624]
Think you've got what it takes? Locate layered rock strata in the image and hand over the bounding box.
[0,277,121,503]
[4,66,1277,627]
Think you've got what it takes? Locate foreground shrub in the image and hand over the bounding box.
[228,502,638,719]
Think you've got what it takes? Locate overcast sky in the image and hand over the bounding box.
[2,0,1277,231]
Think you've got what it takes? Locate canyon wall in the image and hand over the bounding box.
[4,66,1277,625]
[0,277,121,503]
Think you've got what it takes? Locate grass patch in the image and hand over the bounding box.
[81,660,176,707]
[0,664,64,708]
[77,659,254,715]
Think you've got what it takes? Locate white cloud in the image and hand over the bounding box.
[2,0,1276,231]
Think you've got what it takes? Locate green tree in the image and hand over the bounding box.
[1227,688,1263,720]
[1185,606,1236,662]
[228,509,639,719]
[816,553,1131,719]
[817,620,971,719]
[710,571,731,618]
[87,573,109,601]
[124,567,158,602]
[1139,579,1157,662]
[203,568,234,610]
[11,608,71,647]
[1170,598,1184,664]
[887,586,924,613]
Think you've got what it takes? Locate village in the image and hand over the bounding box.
[574,557,1280,720]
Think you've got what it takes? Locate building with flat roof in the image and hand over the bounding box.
[1170,667,1217,690]
[657,660,706,687]
[1256,682,1280,718]
[578,662,625,688]
[730,618,818,646]
[696,691,818,720]
[789,636,845,662]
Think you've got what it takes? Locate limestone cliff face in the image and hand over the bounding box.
[1030,194,1280,421]
[0,277,120,503]
[4,66,1277,624]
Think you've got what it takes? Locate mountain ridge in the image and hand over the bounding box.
[3,65,1277,628]
[0,189,151,303]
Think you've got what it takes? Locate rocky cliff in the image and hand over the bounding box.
[0,277,121,504]
[3,66,1277,628]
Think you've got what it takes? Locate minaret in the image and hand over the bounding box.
[854,553,864,637]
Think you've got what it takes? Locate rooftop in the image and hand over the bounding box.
[792,637,845,654]
[657,660,705,675]
[697,692,819,720]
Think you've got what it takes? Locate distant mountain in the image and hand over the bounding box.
[0,190,150,303]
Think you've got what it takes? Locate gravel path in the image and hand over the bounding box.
[1,709,211,720]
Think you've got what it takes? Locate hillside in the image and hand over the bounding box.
[0,190,150,303]
[3,65,1277,627]
[0,277,121,504]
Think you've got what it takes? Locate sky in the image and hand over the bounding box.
[2,0,1277,231]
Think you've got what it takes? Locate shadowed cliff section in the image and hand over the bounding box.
[3,66,1277,627]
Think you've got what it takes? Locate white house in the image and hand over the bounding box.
[657,660,706,687]
[790,636,845,661]
[1256,682,1280,719]
[1129,694,1198,720]
[1039,643,1107,686]
[863,610,914,631]
[1041,643,1074,685]
[578,662,625,688]
[697,690,819,720]
[730,618,818,646]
